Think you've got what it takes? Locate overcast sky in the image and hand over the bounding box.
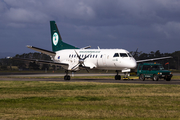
[1,0,180,56]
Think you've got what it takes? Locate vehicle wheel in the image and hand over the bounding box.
[139,74,145,81]
[153,74,159,81]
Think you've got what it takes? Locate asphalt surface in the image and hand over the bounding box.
[1,73,180,85]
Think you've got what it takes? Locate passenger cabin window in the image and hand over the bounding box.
[113,53,119,57]
[120,53,128,57]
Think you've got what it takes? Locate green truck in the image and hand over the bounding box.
[137,63,173,81]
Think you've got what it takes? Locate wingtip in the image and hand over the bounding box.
[26,45,32,48]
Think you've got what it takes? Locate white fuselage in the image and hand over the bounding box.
[54,49,137,71]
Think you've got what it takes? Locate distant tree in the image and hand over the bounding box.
[41,64,49,70]
[29,62,40,70]
[149,51,155,58]
[138,53,148,60]
[154,50,161,57]
[9,50,180,71]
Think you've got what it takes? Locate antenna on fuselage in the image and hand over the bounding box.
[81,46,91,49]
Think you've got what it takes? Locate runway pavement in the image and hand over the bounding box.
[1,73,180,85]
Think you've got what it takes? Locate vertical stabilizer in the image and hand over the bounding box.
[50,21,78,52]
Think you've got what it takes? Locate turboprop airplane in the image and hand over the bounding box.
[18,21,172,80]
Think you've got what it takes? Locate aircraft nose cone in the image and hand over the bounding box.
[128,59,137,69]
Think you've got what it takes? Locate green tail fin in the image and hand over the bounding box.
[50,21,79,52]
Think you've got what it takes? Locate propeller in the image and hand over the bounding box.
[71,50,90,72]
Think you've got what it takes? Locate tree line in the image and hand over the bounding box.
[0,50,180,70]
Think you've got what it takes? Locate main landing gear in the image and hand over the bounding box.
[64,70,71,80]
[115,70,121,80]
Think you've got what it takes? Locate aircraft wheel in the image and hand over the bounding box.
[139,74,145,81]
[115,75,121,80]
[153,74,159,81]
[67,75,71,80]
[64,75,71,80]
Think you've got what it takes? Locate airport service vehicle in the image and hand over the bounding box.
[16,21,172,80]
[137,63,173,81]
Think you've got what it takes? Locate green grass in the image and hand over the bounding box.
[0,81,180,119]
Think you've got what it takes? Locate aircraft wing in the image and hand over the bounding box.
[13,58,68,66]
[27,45,56,57]
[136,56,172,63]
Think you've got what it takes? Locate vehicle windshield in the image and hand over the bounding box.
[159,65,164,70]
[152,65,164,70]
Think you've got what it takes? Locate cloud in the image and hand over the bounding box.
[1,0,180,53]
[5,8,49,23]
[2,0,180,27]
[153,21,180,38]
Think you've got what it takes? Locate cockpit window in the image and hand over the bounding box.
[120,53,128,57]
[113,53,119,57]
[128,53,132,57]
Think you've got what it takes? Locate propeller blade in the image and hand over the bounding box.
[73,50,90,72]
[85,69,89,73]
[71,63,80,71]
[82,63,89,73]
[74,50,81,59]
[83,54,90,60]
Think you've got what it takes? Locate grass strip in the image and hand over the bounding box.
[0,81,180,119]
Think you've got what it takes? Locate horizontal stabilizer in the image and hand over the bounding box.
[136,56,172,63]
[27,45,56,57]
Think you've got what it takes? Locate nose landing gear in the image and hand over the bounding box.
[123,72,130,80]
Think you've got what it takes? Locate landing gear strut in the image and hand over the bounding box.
[115,70,121,80]
[123,72,130,80]
[64,70,71,80]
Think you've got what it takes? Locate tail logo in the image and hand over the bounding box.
[53,32,59,46]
